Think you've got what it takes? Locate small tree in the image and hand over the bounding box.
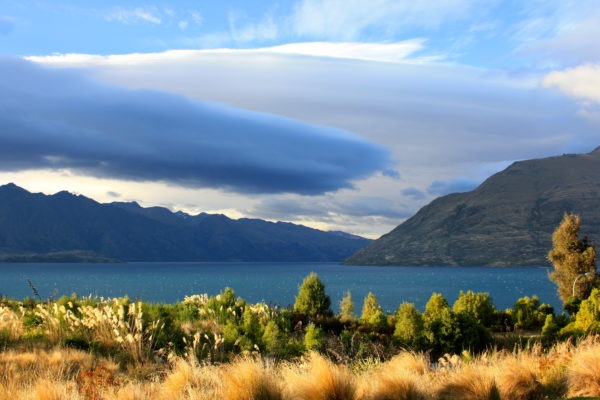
[360,292,387,327]
[339,290,355,323]
[424,292,450,321]
[452,291,495,327]
[394,302,425,349]
[548,213,596,303]
[293,272,332,317]
[304,323,324,351]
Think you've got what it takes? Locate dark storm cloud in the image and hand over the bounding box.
[427,177,480,195]
[0,58,392,194]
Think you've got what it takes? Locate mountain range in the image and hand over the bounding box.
[0,183,370,262]
[344,147,600,267]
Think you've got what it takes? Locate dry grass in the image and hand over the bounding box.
[494,356,545,400]
[220,356,283,400]
[0,338,599,400]
[567,340,600,398]
[434,365,500,400]
[284,352,357,400]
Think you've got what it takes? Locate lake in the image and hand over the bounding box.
[0,262,561,312]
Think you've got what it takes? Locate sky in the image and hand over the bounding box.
[1,0,600,238]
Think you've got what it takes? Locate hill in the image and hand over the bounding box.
[0,184,370,262]
[344,147,600,267]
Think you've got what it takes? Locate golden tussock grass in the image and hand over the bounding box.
[494,355,545,400]
[2,337,600,400]
[283,352,357,400]
[566,340,600,398]
[219,356,283,400]
[434,365,500,400]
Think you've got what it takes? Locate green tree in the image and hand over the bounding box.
[360,292,387,327]
[262,320,282,355]
[338,290,355,323]
[304,323,324,351]
[572,288,600,332]
[394,302,425,349]
[293,272,332,317]
[512,296,552,329]
[452,291,495,327]
[541,314,559,341]
[548,213,596,303]
[424,293,450,321]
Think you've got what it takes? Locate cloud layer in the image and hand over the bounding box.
[0,57,391,194]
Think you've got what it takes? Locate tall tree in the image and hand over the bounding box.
[548,213,596,303]
[293,272,332,317]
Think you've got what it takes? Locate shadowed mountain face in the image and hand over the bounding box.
[0,184,370,262]
[344,147,600,267]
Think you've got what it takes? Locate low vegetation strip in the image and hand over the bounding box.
[0,340,600,399]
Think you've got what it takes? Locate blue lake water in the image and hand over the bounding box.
[0,262,561,312]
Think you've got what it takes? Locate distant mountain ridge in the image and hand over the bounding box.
[0,184,370,262]
[344,147,600,267]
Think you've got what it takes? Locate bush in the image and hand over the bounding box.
[513,296,552,330]
[304,323,324,351]
[452,290,496,327]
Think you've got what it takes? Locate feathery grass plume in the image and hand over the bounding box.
[219,356,283,400]
[0,306,23,340]
[494,356,544,400]
[567,340,600,397]
[435,365,500,400]
[284,352,357,400]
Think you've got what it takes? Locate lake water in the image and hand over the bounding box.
[0,262,561,312]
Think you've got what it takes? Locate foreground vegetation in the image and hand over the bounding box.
[1,279,600,400]
[0,338,599,399]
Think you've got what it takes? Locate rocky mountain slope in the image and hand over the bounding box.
[344,147,600,267]
[0,184,370,262]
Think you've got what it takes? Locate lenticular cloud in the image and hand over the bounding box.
[0,57,391,194]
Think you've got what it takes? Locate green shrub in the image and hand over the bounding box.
[304,323,324,351]
[513,296,551,329]
[360,292,387,328]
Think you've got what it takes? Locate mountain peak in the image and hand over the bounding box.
[0,183,28,193]
[345,148,600,267]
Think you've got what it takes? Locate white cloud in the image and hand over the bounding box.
[27,40,428,65]
[106,7,162,25]
[543,64,600,104]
